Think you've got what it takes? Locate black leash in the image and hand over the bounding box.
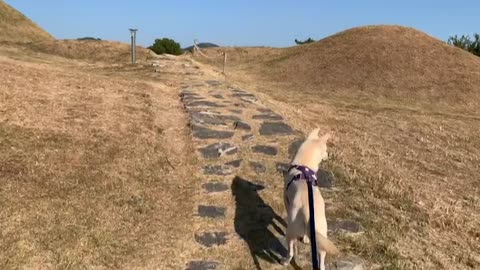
[307,179,320,270]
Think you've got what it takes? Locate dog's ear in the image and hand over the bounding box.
[307,127,320,140]
[319,132,331,143]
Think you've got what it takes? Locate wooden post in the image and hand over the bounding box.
[223,52,227,74]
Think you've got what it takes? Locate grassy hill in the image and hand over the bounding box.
[0,1,153,63]
[201,25,480,113]
[0,1,54,43]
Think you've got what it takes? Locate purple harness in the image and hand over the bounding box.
[286,165,318,190]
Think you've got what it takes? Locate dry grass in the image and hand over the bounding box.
[0,1,54,43]
[0,54,199,269]
[196,25,480,269]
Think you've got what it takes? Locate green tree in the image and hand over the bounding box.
[294,37,315,45]
[149,38,183,55]
[448,33,480,57]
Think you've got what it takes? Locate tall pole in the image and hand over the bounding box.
[129,29,138,64]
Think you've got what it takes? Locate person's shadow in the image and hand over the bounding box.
[232,176,301,270]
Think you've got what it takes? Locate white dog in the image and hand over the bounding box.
[281,128,339,269]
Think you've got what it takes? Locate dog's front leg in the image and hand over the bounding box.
[280,232,295,266]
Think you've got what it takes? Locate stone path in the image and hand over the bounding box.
[174,72,365,269]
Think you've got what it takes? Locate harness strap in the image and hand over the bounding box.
[286,165,318,190]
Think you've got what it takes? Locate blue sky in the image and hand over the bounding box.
[6,0,480,48]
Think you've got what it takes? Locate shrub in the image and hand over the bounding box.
[295,38,315,45]
[77,37,101,41]
[149,38,183,55]
[448,33,480,56]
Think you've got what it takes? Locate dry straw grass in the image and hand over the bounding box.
[0,55,200,269]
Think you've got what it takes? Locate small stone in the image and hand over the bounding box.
[259,122,294,136]
[233,121,251,131]
[249,161,266,173]
[203,165,233,175]
[329,220,364,235]
[252,114,283,121]
[186,260,220,270]
[233,103,246,107]
[225,159,242,168]
[240,97,258,103]
[206,80,221,86]
[232,93,257,99]
[198,143,235,159]
[194,231,228,247]
[252,145,278,156]
[229,109,242,114]
[257,108,274,113]
[192,125,234,139]
[198,205,226,218]
[202,182,229,193]
[212,94,223,99]
[242,134,254,141]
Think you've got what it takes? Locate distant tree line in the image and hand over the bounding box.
[448,33,480,57]
[295,37,315,45]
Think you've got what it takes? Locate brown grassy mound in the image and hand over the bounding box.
[25,39,154,63]
[0,1,54,43]
[201,25,480,113]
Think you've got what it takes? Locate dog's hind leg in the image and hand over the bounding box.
[320,250,326,270]
[280,229,295,266]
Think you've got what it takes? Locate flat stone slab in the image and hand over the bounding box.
[198,205,226,218]
[232,92,257,98]
[249,161,266,173]
[233,103,246,107]
[329,220,365,235]
[233,121,251,131]
[330,255,365,270]
[192,125,234,139]
[185,100,225,108]
[241,134,254,141]
[225,159,242,168]
[259,122,294,136]
[194,231,228,247]
[202,182,229,193]
[288,139,304,158]
[186,260,220,270]
[206,80,221,86]
[252,114,283,121]
[252,145,278,156]
[276,162,290,173]
[229,109,242,114]
[191,112,226,126]
[317,169,336,188]
[203,165,233,175]
[198,143,236,159]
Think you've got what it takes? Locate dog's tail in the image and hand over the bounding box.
[316,231,340,255]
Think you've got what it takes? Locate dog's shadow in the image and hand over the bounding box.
[232,176,300,270]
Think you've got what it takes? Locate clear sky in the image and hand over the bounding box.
[5,0,479,48]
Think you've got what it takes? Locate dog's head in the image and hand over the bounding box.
[292,127,331,171]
